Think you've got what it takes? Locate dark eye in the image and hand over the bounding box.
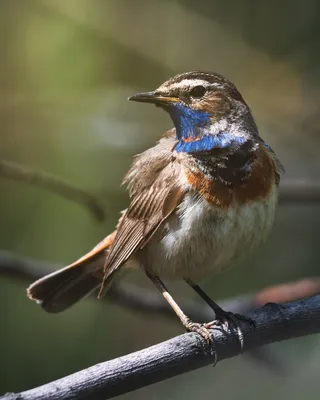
[190,85,206,99]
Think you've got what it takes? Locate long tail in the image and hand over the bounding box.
[27,232,117,313]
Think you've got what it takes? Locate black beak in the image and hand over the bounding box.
[128,91,179,105]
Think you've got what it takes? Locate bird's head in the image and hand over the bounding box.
[129,71,258,153]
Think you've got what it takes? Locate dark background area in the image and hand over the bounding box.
[1,1,320,399]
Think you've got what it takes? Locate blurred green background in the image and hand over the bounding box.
[1,0,320,399]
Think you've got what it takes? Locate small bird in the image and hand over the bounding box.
[27,71,283,340]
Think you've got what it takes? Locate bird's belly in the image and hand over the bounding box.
[141,186,278,279]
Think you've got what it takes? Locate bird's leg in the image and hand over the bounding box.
[185,279,255,332]
[146,272,215,342]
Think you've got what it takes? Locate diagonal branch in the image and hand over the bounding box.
[2,250,320,377]
[2,294,320,400]
[0,160,106,221]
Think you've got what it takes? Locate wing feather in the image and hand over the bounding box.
[99,157,184,294]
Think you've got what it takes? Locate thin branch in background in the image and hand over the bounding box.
[1,158,320,224]
[0,160,106,221]
[256,278,320,305]
[2,250,320,323]
[279,179,320,204]
[2,294,320,400]
[0,250,257,321]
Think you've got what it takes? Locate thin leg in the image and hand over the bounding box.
[146,272,215,342]
[185,279,255,351]
[184,278,226,318]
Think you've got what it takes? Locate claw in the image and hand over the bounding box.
[185,320,216,343]
[215,311,255,331]
[213,311,255,351]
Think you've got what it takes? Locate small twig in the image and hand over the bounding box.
[0,160,106,221]
[2,294,320,400]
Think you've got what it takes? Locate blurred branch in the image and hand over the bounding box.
[1,159,319,224]
[279,179,320,204]
[2,294,320,400]
[0,160,106,221]
[2,250,320,321]
[0,250,254,320]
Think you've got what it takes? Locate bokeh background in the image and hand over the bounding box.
[1,1,320,399]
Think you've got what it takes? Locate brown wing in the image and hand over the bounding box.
[27,130,183,309]
[99,139,184,296]
[105,185,183,270]
[99,183,184,297]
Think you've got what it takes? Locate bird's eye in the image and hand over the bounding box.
[190,85,206,99]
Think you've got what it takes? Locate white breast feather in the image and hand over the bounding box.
[143,183,278,279]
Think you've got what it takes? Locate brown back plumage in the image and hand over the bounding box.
[98,132,185,296]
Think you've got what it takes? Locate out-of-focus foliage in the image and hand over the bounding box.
[1,1,319,399]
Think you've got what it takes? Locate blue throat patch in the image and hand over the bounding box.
[169,102,247,153]
[175,133,247,153]
[169,103,210,141]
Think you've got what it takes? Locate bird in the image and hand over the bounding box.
[27,71,284,341]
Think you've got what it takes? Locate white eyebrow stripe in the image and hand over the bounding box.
[166,79,223,91]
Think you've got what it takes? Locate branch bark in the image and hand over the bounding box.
[2,294,320,400]
[2,250,320,379]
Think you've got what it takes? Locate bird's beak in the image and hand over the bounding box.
[128,91,179,105]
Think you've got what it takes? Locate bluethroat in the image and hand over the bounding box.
[27,71,283,341]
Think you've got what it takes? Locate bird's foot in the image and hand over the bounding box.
[184,319,216,343]
[215,310,255,331]
[213,309,255,352]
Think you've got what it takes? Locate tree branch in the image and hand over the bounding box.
[0,160,106,221]
[2,294,320,400]
[2,250,320,322]
[0,250,254,320]
[2,250,320,377]
[279,179,320,204]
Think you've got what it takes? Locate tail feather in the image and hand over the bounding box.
[27,232,118,313]
[27,261,102,313]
